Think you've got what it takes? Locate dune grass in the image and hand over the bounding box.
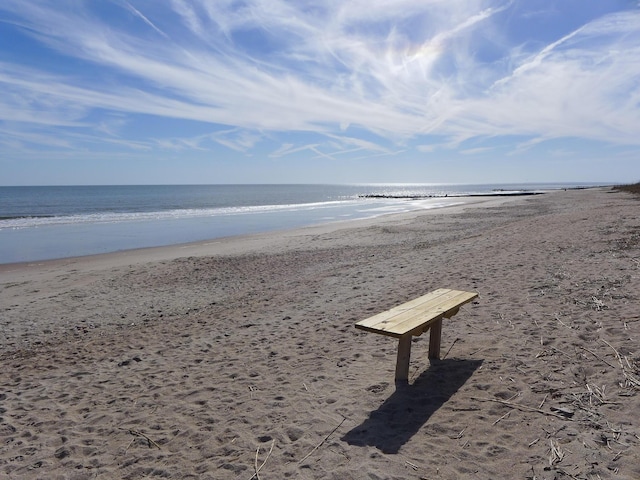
[613,182,640,196]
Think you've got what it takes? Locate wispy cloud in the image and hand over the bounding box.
[461,146,495,155]
[211,129,262,153]
[121,0,170,39]
[0,0,639,161]
[474,11,640,145]
[269,143,321,158]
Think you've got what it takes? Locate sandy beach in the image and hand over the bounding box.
[1,187,639,479]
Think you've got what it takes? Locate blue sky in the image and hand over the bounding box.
[1,0,639,185]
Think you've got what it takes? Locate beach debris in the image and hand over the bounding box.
[449,427,466,439]
[570,383,618,411]
[578,346,616,369]
[590,296,606,311]
[538,394,548,409]
[471,397,569,420]
[586,384,608,405]
[298,416,346,465]
[601,339,640,389]
[442,337,460,359]
[249,439,275,480]
[122,428,161,450]
[492,410,513,425]
[550,406,574,418]
[548,439,564,466]
[553,312,572,329]
[405,460,419,471]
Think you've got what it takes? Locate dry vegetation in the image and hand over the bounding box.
[613,182,640,196]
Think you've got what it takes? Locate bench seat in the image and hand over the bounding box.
[355,288,478,382]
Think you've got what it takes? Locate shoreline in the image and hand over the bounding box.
[2,186,639,479]
[0,186,600,266]
[0,193,524,273]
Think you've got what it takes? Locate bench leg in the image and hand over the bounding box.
[428,318,442,360]
[395,334,412,382]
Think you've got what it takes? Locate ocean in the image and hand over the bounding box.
[0,183,596,264]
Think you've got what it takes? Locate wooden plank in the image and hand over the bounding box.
[355,289,477,338]
[389,291,477,336]
[355,288,451,330]
[355,288,454,333]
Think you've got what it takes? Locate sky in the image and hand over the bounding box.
[1,0,639,186]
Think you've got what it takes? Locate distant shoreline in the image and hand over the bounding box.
[358,185,605,200]
[358,191,545,199]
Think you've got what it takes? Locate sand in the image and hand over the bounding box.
[1,187,639,479]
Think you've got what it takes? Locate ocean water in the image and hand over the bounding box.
[0,183,595,264]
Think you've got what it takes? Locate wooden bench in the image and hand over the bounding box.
[355,288,478,382]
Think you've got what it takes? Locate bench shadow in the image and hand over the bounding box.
[342,358,483,454]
